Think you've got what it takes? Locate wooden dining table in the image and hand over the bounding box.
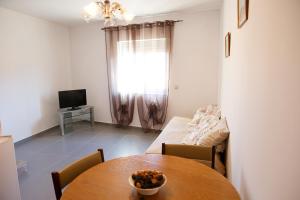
[61,154,240,200]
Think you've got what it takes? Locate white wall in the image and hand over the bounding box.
[70,10,220,126]
[0,7,72,142]
[220,0,300,199]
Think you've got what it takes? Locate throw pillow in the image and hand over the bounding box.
[183,115,220,145]
[196,118,229,147]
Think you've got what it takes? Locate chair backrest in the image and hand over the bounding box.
[51,149,104,200]
[162,143,215,169]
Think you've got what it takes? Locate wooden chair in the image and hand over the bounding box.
[162,143,216,169]
[51,149,104,200]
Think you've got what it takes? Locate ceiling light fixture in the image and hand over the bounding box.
[81,0,135,26]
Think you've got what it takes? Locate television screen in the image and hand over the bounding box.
[58,89,87,109]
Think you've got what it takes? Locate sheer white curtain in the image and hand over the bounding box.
[116,38,168,100]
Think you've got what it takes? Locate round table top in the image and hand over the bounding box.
[61,154,240,200]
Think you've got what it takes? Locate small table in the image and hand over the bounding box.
[58,106,94,135]
[61,154,240,200]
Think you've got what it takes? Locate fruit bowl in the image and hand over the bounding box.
[128,170,167,196]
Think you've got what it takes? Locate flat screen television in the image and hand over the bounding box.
[58,89,87,110]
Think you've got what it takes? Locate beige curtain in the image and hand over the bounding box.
[105,21,174,129]
[105,26,138,126]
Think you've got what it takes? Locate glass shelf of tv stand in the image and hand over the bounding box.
[58,105,94,136]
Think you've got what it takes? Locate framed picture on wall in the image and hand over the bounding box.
[225,32,231,58]
[237,0,249,28]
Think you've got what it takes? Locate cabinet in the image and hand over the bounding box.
[58,106,94,135]
[0,136,21,200]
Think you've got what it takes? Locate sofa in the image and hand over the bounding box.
[145,106,228,175]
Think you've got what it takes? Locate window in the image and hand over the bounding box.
[116,38,168,96]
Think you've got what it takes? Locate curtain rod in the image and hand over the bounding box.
[101,20,183,30]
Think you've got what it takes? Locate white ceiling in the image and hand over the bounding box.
[0,0,222,26]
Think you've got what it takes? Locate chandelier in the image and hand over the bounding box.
[81,0,135,26]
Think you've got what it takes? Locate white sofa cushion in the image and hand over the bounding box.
[196,118,229,147]
[145,117,191,154]
[187,112,206,127]
[183,115,220,145]
[187,105,220,127]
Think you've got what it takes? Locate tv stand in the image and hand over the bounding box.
[58,106,94,136]
[68,107,81,111]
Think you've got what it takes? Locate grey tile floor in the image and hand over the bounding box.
[15,122,159,200]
